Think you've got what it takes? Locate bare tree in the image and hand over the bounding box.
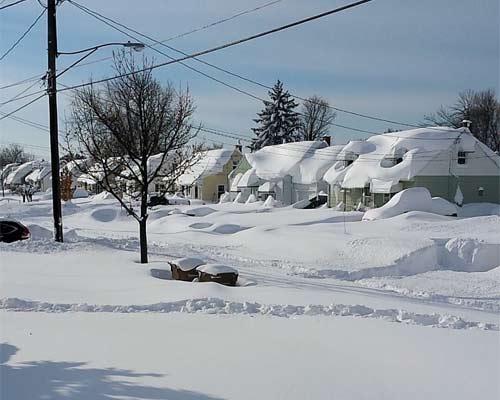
[298,95,336,141]
[425,89,500,152]
[0,144,34,168]
[66,53,201,263]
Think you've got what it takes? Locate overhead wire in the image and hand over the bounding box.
[0,0,28,11]
[0,7,46,61]
[65,0,459,137]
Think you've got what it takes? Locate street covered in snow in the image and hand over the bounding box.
[1,194,499,399]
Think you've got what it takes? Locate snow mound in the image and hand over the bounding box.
[1,297,495,331]
[27,224,52,240]
[262,195,277,208]
[245,194,257,204]
[91,192,115,202]
[184,206,216,217]
[233,192,244,203]
[363,187,436,220]
[91,208,118,223]
[73,188,89,198]
[431,197,458,216]
[219,192,231,203]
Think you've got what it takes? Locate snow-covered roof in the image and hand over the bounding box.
[61,159,87,178]
[324,127,485,190]
[5,161,39,185]
[196,264,238,275]
[25,163,51,184]
[0,163,19,179]
[258,181,276,192]
[237,168,261,188]
[230,172,243,191]
[177,148,236,186]
[246,141,344,185]
[172,257,206,271]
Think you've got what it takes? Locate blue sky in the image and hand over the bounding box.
[0,0,498,158]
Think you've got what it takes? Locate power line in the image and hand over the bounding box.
[0,0,28,11]
[57,0,374,92]
[67,0,433,132]
[68,1,265,102]
[0,93,46,121]
[0,8,46,61]
[0,79,42,109]
[0,73,42,90]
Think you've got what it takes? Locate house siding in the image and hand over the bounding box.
[406,175,499,204]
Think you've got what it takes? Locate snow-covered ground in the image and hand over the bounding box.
[1,194,499,399]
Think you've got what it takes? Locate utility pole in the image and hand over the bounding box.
[47,0,63,242]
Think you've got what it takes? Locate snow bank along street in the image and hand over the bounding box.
[1,195,499,399]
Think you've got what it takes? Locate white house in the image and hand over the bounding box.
[324,126,500,209]
[177,147,242,203]
[25,162,52,192]
[4,160,39,189]
[236,141,343,205]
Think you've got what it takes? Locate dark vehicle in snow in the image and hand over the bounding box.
[147,195,169,207]
[0,220,31,243]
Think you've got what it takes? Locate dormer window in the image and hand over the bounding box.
[457,151,467,165]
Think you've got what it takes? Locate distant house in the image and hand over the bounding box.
[0,163,19,191]
[177,147,242,203]
[324,126,500,210]
[4,160,39,190]
[61,159,88,190]
[25,162,51,192]
[231,141,343,205]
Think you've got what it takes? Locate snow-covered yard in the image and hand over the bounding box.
[1,194,499,399]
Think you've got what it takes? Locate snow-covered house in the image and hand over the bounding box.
[4,160,39,189]
[113,154,174,196]
[25,162,51,192]
[61,159,88,190]
[234,141,343,205]
[177,147,242,203]
[324,127,500,210]
[0,163,19,191]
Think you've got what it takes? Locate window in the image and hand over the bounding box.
[344,159,354,167]
[217,184,225,199]
[232,159,239,170]
[457,151,467,165]
[478,187,484,197]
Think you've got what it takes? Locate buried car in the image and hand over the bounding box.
[0,220,31,243]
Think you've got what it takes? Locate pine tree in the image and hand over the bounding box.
[250,80,300,151]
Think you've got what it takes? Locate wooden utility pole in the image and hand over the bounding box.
[47,0,63,242]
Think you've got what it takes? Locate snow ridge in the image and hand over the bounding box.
[0,297,496,331]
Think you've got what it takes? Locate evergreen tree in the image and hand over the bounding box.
[250,80,300,151]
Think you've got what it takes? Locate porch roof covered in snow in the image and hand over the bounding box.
[237,168,261,188]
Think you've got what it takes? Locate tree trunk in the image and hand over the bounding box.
[139,217,148,264]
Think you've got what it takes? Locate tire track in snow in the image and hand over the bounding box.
[0,297,497,331]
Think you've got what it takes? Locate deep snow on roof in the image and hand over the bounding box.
[25,163,51,184]
[5,161,39,185]
[246,141,344,185]
[177,148,235,186]
[324,127,491,189]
